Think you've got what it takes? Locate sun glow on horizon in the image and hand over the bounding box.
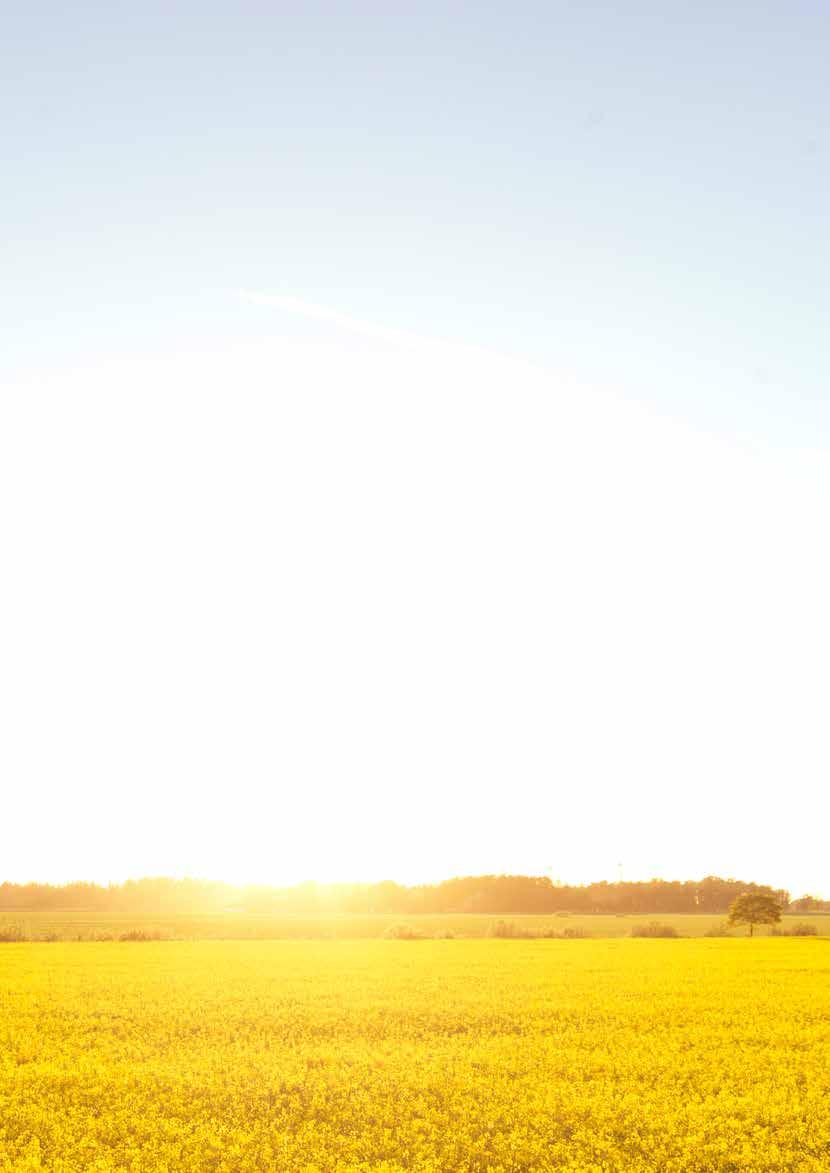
[2,316,829,900]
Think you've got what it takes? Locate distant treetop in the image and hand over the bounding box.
[0,874,805,915]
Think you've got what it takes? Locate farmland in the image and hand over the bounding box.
[1,939,829,1170]
[1,909,828,942]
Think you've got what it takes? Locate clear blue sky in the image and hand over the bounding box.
[5,1,829,440]
[3,3,830,892]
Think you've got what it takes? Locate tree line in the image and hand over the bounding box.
[0,874,821,914]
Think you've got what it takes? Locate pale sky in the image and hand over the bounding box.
[2,3,829,895]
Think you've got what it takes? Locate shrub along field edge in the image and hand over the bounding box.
[1,910,828,942]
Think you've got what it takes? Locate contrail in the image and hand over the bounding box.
[234,290,434,350]
[234,289,561,386]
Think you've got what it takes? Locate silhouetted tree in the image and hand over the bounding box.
[727,890,782,936]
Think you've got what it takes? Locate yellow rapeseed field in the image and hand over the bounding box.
[1,939,828,1171]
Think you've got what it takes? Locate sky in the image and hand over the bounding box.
[2,2,829,895]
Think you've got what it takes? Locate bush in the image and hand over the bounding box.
[490,920,554,939]
[631,922,679,939]
[771,923,818,937]
[490,920,529,938]
[382,923,425,940]
[703,921,732,938]
[0,924,28,942]
[119,929,166,942]
[489,920,589,940]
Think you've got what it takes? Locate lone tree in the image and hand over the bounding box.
[727,890,782,937]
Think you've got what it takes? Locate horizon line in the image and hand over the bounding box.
[0,871,807,894]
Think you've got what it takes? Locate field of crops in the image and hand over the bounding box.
[2,910,829,941]
[1,939,828,1171]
